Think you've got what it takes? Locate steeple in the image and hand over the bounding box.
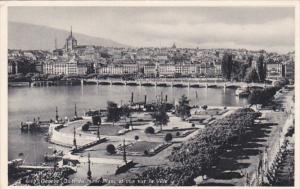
[65,25,77,51]
[172,42,176,49]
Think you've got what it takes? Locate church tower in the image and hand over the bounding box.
[65,26,78,51]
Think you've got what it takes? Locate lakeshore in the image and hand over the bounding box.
[8,83,294,186]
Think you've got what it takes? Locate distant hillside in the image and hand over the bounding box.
[8,22,127,50]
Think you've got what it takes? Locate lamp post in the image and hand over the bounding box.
[73,126,77,150]
[87,153,92,180]
[55,106,59,122]
[123,139,127,164]
[74,104,78,118]
[97,119,101,140]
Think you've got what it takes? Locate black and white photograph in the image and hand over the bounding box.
[0,1,298,187]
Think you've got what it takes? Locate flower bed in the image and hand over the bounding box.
[116,141,170,156]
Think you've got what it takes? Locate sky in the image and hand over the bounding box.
[8,7,295,53]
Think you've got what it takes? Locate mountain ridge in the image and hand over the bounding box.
[8,22,128,50]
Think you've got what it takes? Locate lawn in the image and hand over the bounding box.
[88,124,124,136]
[159,129,196,138]
[125,141,161,154]
[194,108,227,116]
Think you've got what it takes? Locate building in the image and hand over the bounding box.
[66,57,78,75]
[97,64,123,76]
[43,60,54,75]
[97,64,138,76]
[35,63,43,74]
[43,55,85,76]
[122,64,139,75]
[64,26,77,51]
[282,61,294,83]
[266,63,282,80]
[143,62,157,77]
[158,64,175,77]
[78,63,88,75]
[175,64,197,77]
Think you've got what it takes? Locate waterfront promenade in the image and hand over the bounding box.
[198,88,294,186]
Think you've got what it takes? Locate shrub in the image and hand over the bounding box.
[176,131,180,136]
[165,133,173,142]
[106,144,116,154]
[145,126,155,134]
[124,123,130,129]
[134,135,139,141]
[201,105,208,110]
[82,122,90,131]
[191,123,195,127]
[144,150,149,156]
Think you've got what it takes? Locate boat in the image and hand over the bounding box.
[20,121,40,131]
[8,159,24,172]
[8,82,30,87]
[44,150,64,162]
[235,87,250,97]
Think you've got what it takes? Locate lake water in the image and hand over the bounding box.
[8,85,248,164]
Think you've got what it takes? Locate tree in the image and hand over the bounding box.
[257,54,267,82]
[245,68,260,83]
[134,135,139,141]
[145,126,155,134]
[165,133,173,142]
[106,144,116,154]
[177,95,191,120]
[247,55,253,67]
[82,122,91,131]
[152,102,169,131]
[221,52,233,80]
[106,101,120,125]
[248,87,277,107]
[121,105,133,130]
[248,90,263,107]
[201,105,208,111]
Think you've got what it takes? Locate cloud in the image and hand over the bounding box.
[8,7,295,53]
[108,17,294,51]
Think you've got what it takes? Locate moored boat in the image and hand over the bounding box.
[235,87,250,97]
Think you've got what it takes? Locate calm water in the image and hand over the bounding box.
[8,85,248,164]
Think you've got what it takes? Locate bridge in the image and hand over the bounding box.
[83,78,271,89]
[31,80,54,87]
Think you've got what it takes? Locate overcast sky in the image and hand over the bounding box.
[8,7,295,53]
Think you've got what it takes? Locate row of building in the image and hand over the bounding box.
[97,62,221,78]
[8,27,295,82]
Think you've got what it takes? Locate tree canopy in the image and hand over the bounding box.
[176,95,191,120]
[106,101,121,123]
[221,53,233,80]
[151,102,169,131]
